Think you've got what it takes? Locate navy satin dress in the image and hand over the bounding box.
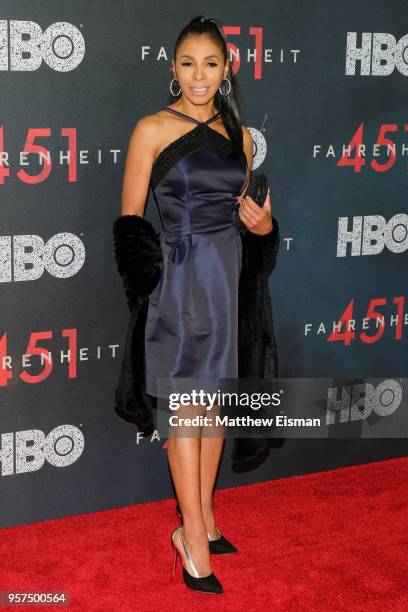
[145,107,248,398]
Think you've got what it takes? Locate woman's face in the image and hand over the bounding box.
[172,34,228,104]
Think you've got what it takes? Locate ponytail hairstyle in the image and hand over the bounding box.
[170,16,243,158]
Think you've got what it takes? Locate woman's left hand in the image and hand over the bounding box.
[236,189,273,236]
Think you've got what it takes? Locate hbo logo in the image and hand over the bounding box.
[0,425,85,476]
[0,232,86,281]
[326,380,402,425]
[337,214,408,257]
[0,20,85,71]
[346,32,408,76]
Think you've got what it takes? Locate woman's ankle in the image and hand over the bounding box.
[201,506,218,538]
[182,520,208,542]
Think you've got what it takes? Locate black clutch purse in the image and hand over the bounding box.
[234,172,269,234]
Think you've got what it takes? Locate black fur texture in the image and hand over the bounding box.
[113,214,162,311]
[233,173,279,463]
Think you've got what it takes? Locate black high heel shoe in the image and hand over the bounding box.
[171,526,224,595]
[175,502,238,555]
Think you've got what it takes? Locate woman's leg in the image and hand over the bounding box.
[200,437,224,538]
[167,403,212,576]
[200,405,225,539]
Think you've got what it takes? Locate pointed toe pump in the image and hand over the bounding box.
[171,526,224,595]
[175,501,238,555]
[207,527,238,555]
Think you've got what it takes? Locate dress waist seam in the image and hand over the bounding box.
[161,223,236,239]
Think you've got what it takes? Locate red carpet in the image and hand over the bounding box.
[2,457,407,611]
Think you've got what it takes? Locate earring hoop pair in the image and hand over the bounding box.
[169,77,231,97]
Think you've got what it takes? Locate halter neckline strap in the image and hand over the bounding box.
[162,106,221,126]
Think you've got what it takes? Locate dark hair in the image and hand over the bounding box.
[171,16,243,158]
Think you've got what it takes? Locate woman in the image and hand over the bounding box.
[119,16,273,594]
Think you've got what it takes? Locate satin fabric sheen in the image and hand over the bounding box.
[145,144,247,399]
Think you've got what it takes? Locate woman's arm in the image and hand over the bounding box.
[120,115,159,216]
[237,126,254,199]
[238,127,273,236]
[113,115,163,309]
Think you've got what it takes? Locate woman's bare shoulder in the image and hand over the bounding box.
[241,125,254,169]
[129,111,166,141]
[241,125,253,146]
[128,109,176,157]
[134,107,177,131]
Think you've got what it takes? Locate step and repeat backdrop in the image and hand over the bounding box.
[1,1,407,527]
